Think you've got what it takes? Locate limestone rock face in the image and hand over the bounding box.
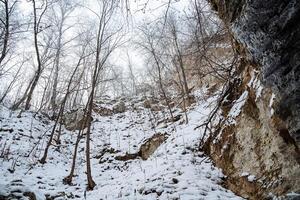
[211,0,300,145]
[205,1,300,198]
[204,65,300,199]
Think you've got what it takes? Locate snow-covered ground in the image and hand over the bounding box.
[0,94,243,200]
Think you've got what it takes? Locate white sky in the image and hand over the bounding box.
[17,0,190,72]
[113,0,191,73]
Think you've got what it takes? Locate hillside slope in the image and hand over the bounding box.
[0,93,243,200]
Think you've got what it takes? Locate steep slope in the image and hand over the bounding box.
[0,94,243,200]
[210,0,300,145]
[203,0,300,199]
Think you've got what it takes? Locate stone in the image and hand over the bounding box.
[143,99,151,108]
[113,102,126,113]
[115,152,139,161]
[172,178,179,184]
[93,105,113,116]
[62,109,91,131]
[23,192,37,200]
[115,133,168,161]
[139,133,167,160]
[150,105,163,112]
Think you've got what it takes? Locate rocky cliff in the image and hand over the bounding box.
[204,0,300,199]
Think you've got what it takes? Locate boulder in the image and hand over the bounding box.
[93,105,113,116]
[143,99,151,108]
[62,109,91,131]
[150,104,164,112]
[115,133,168,161]
[112,101,126,113]
[139,133,167,160]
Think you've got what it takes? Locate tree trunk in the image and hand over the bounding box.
[173,28,190,100]
[24,0,43,110]
[152,49,174,122]
[50,15,64,114]
[63,128,83,185]
[11,77,35,110]
[85,95,96,190]
[173,60,189,123]
[40,55,84,164]
[0,64,22,103]
[0,0,9,66]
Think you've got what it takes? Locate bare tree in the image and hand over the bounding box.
[0,58,26,103]
[126,51,137,95]
[40,44,87,164]
[162,13,191,123]
[0,0,18,67]
[85,0,123,189]
[167,14,190,99]
[49,0,76,115]
[62,0,124,189]
[186,0,232,84]
[137,24,175,121]
[24,0,52,110]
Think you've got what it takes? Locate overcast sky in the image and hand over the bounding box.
[17,0,190,76]
[116,0,190,72]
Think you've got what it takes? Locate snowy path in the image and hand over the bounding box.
[0,96,243,200]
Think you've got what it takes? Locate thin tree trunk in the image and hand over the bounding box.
[37,66,54,114]
[63,96,91,185]
[84,20,105,190]
[0,0,9,66]
[63,52,90,185]
[11,77,35,110]
[50,15,64,114]
[39,97,65,164]
[152,49,174,122]
[173,61,189,123]
[63,92,92,186]
[63,128,83,185]
[0,63,22,103]
[24,0,43,110]
[172,28,189,100]
[40,55,84,164]
[85,92,96,190]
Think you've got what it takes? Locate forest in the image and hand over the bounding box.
[0,0,299,199]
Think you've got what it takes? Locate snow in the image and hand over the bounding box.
[240,172,249,177]
[269,93,276,116]
[247,175,256,182]
[247,69,263,101]
[0,94,243,200]
[226,91,249,125]
[240,172,256,182]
